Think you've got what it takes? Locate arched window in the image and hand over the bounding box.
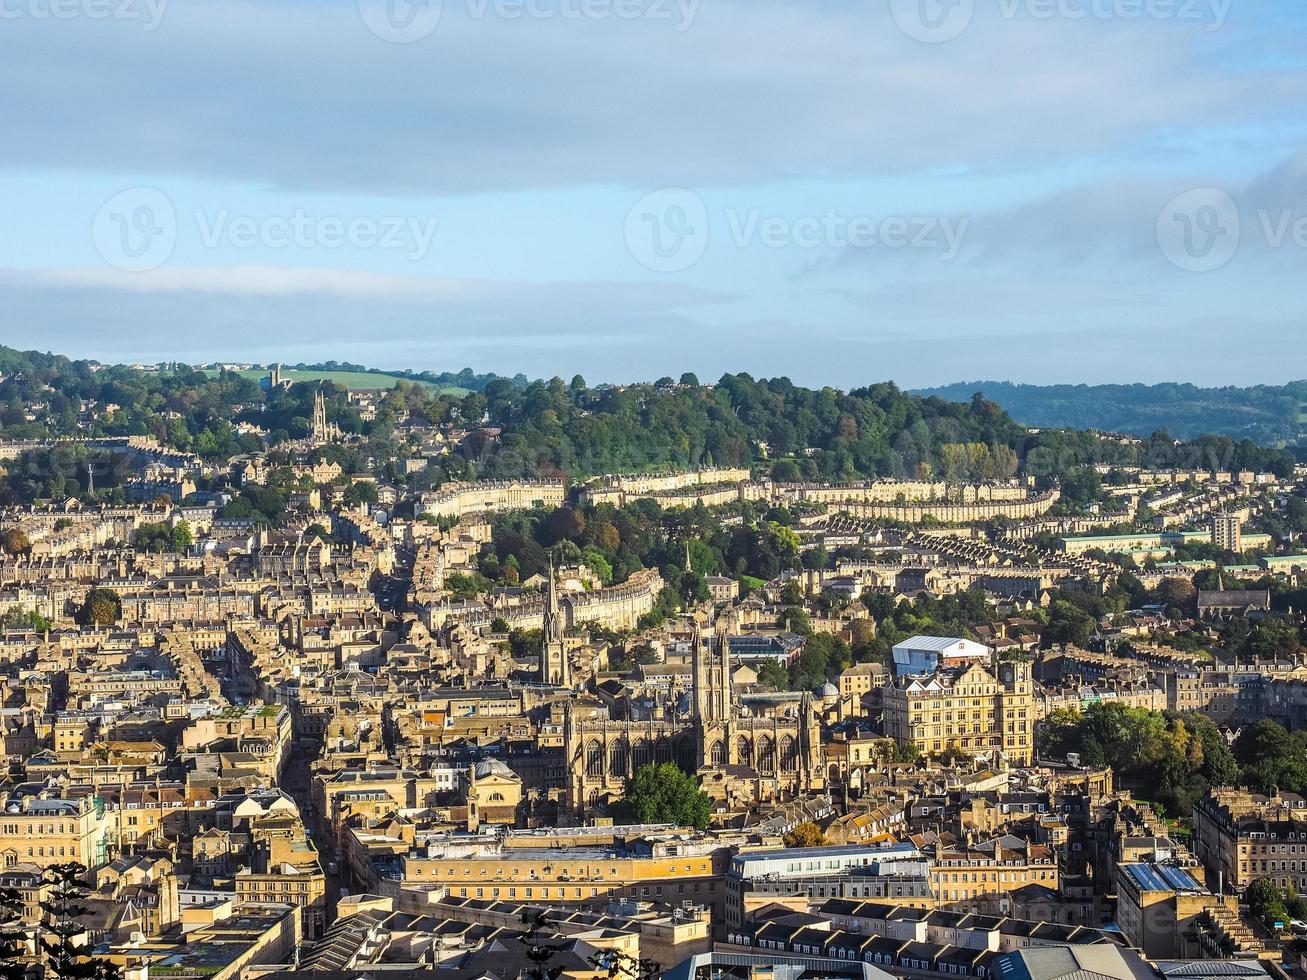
[757,736,775,773]
[709,739,726,767]
[678,739,696,772]
[610,739,629,777]
[633,739,652,770]
[780,734,797,772]
[737,737,753,768]
[585,740,604,777]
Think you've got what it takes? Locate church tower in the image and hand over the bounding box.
[311,386,329,444]
[692,624,734,771]
[541,560,569,686]
[691,627,729,723]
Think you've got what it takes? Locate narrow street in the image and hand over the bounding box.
[281,739,348,926]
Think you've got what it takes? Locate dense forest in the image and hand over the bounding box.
[415,376,1297,483]
[916,380,1307,446]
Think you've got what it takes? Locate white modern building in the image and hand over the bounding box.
[891,635,990,677]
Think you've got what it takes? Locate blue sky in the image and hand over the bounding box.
[2,0,1305,386]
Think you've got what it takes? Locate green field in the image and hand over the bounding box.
[212,368,468,396]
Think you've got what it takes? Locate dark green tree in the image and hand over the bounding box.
[613,763,712,830]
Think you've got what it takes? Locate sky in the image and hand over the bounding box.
[1,0,1306,388]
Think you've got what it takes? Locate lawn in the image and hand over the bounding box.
[212,367,468,395]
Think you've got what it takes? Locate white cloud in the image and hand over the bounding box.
[0,0,1298,195]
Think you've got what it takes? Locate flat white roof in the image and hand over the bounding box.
[892,635,981,653]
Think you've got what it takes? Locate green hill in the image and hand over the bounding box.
[915,381,1307,446]
[218,367,468,395]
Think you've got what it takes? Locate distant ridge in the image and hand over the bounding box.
[913,381,1307,447]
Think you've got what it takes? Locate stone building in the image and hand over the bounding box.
[883,656,1035,765]
[563,624,823,816]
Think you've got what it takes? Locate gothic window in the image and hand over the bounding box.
[678,739,696,772]
[610,739,629,776]
[780,734,797,772]
[633,739,652,769]
[709,739,726,767]
[738,737,753,768]
[757,736,775,773]
[586,740,603,777]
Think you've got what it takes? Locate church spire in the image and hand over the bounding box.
[312,385,328,443]
[541,558,568,686]
[544,557,562,645]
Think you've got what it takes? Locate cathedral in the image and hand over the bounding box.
[562,620,824,817]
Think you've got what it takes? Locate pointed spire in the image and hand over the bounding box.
[545,556,562,644]
[541,557,567,686]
